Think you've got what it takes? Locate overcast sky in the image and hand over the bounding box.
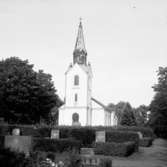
[0,0,167,107]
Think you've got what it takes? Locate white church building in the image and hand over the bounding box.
[59,20,117,126]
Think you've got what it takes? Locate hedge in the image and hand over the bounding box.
[93,126,154,138]
[106,131,139,151]
[114,126,154,138]
[94,141,136,156]
[32,138,81,153]
[0,124,155,136]
[0,136,4,148]
[59,127,95,147]
[0,124,154,149]
[0,148,33,167]
[139,137,153,147]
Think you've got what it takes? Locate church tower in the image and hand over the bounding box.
[59,20,93,126]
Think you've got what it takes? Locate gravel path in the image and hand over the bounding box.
[113,138,167,167]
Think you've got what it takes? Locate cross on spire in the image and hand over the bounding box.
[74,18,87,53]
[73,19,87,65]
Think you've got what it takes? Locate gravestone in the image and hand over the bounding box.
[12,128,20,136]
[95,131,106,143]
[137,132,143,139]
[51,129,59,139]
[5,135,32,156]
[80,148,94,156]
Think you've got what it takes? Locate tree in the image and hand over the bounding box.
[115,101,136,126]
[133,105,149,126]
[149,67,167,133]
[0,57,63,124]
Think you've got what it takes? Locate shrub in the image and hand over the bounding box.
[106,131,139,151]
[94,141,135,157]
[100,158,112,167]
[60,127,95,147]
[0,148,34,167]
[112,126,154,138]
[35,127,51,137]
[139,137,153,147]
[94,126,154,138]
[32,138,81,153]
[68,154,81,167]
[0,136,4,148]
[0,124,10,135]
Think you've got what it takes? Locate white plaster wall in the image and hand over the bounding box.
[111,111,117,126]
[65,64,88,107]
[59,64,93,126]
[92,108,104,126]
[59,107,87,125]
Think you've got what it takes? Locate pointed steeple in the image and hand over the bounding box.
[73,19,87,65]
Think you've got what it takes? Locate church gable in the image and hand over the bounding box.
[66,63,89,77]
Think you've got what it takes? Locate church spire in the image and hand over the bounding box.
[73,19,87,65]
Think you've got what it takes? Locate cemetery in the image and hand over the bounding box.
[0,123,156,167]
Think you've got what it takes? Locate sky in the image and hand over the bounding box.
[0,0,167,108]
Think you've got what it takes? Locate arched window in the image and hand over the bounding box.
[74,93,78,102]
[74,75,79,85]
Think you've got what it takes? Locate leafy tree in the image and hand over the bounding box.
[133,105,149,126]
[115,101,136,126]
[0,57,63,124]
[149,67,167,136]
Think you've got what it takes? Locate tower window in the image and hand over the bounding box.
[74,75,79,85]
[75,94,78,102]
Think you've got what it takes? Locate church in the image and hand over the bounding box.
[59,20,117,126]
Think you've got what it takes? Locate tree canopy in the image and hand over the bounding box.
[149,67,167,128]
[0,57,63,124]
[133,105,149,126]
[115,101,136,126]
[108,101,137,126]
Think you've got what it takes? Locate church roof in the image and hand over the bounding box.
[74,19,87,54]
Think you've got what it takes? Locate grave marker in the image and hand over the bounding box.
[51,129,59,139]
[5,135,32,156]
[12,128,20,136]
[95,131,106,143]
[80,148,94,155]
[137,132,143,139]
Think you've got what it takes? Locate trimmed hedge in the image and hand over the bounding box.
[106,131,139,143]
[0,125,10,135]
[0,124,154,136]
[139,137,153,147]
[0,124,154,149]
[0,136,4,148]
[32,138,81,153]
[106,131,139,151]
[94,141,136,156]
[93,126,154,138]
[59,127,95,147]
[114,126,154,138]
